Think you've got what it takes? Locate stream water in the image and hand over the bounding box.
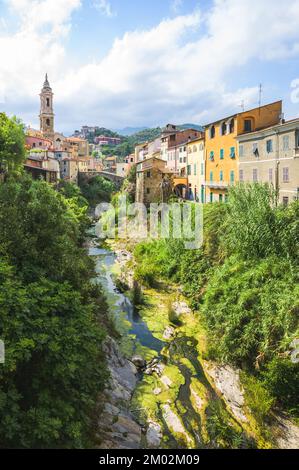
[89,242,244,449]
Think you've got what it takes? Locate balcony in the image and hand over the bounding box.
[204,181,229,190]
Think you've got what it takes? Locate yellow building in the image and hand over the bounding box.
[204,101,282,202]
[186,136,205,202]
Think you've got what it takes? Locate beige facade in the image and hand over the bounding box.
[136,157,172,205]
[237,119,299,204]
[60,159,79,183]
[187,137,205,202]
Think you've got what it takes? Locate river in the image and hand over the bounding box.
[89,242,250,449]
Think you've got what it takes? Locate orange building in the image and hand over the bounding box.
[204,101,282,202]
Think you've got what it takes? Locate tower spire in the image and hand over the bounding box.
[43,73,50,88]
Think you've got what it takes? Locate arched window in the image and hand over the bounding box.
[210,125,215,139]
[46,118,50,126]
[46,98,50,107]
[221,121,227,135]
[193,145,197,152]
[229,119,235,134]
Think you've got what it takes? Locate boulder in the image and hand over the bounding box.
[131,355,146,370]
[146,421,162,448]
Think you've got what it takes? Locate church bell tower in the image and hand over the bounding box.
[39,74,54,139]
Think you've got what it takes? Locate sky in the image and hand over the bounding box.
[1,0,299,134]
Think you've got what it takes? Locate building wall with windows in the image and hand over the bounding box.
[204,101,282,202]
[187,137,205,202]
[136,157,172,204]
[237,118,299,204]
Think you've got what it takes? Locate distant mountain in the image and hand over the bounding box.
[178,123,204,131]
[114,126,147,136]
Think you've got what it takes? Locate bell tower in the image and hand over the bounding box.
[39,74,54,139]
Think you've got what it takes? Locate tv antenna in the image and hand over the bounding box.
[258,83,263,108]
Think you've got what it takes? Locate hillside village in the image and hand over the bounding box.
[23,75,299,208]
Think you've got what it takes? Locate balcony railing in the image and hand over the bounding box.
[204,181,229,189]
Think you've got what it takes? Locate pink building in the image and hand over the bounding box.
[26,135,52,150]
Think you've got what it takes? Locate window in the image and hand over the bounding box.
[46,98,50,107]
[32,142,36,148]
[252,143,259,156]
[187,165,191,176]
[146,188,150,195]
[244,119,252,132]
[230,147,236,158]
[253,169,258,182]
[201,163,204,176]
[239,169,244,181]
[146,171,151,178]
[193,145,197,152]
[230,170,235,184]
[266,139,273,153]
[210,126,216,139]
[221,122,227,136]
[269,168,273,183]
[296,131,299,148]
[210,192,214,203]
[219,194,223,203]
[239,145,244,157]
[209,151,215,161]
[194,164,197,176]
[210,171,213,182]
[46,118,50,126]
[283,135,289,150]
[283,167,289,183]
[220,149,224,160]
[283,197,289,206]
[220,170,224,181]
[229,118,235,134]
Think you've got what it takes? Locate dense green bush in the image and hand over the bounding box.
[80,176,116,206]
[133,185,299,417]
[202,257,299,368]
[262,357,299,415]
[0,175,108,448]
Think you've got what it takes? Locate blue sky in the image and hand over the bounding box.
[0,0,299,134]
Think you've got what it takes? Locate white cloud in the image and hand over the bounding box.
[1,0,299,131]
[93,0,115,18]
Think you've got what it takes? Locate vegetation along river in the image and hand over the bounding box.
[89,239,254,449]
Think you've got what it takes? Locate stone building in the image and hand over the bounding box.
[237,118,299,205]
[136,157,173,205]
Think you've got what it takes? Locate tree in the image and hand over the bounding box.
[0,174,109,448]
[0,113,25,174]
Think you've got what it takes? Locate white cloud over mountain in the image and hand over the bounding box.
[1,0,299,131]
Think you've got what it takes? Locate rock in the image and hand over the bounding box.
[146,421,163,448]
[161,375,173,388]
[163,326,175,340]
[114,416,142,437]
[162,404,194,446]
[131,355,146,370]
[172,301,192,317]
[144,362,165,377]
[207,365,247,423]
[190,387,204,411]
[274,414,299,449]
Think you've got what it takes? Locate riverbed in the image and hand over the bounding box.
[89,240,254,449]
